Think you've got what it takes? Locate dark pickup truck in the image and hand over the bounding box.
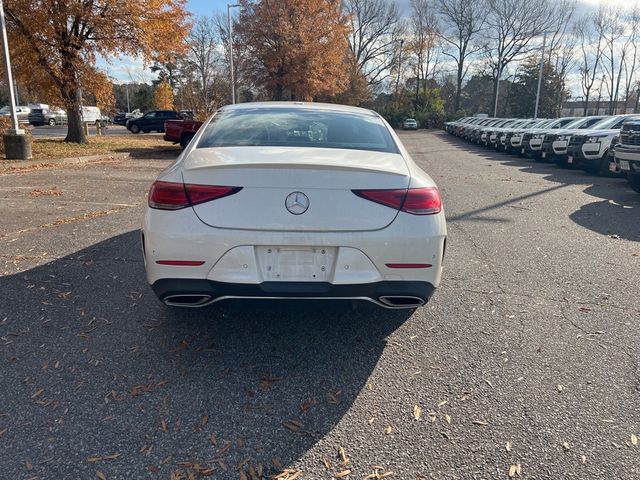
[164,119,204,149]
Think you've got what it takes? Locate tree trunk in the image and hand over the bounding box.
[455,62,463,112]
[583,91,590,116]
[64,95,87,144]
[274,83,284,101]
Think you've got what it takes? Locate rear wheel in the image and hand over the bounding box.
[180,133,194,149]
[142,129,150,133]
[48,118,56,126]
[628,173,640,193]
[130,124,140,134]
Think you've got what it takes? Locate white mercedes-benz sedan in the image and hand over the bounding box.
[142,102,446,309]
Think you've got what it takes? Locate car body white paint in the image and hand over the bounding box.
[142,102,447,309]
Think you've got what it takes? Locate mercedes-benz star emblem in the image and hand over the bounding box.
[285,191,310,215]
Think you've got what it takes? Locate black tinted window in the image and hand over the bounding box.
[197,108,399,154]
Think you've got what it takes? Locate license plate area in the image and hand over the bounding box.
[620,160,630,170]
[256,246,336,282]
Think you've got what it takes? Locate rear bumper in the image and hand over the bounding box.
[152,278,436,309]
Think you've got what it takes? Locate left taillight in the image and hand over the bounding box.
[148,181,242,210]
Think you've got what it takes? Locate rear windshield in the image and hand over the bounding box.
[197,108,399,154]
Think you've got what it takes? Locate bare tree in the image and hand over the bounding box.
[484,0,556,115]
[594,5,627,114]
[437,0,485,112]
[623,6,640,113]
[545,1,577,115]
[187,16,222,113]
[344,0,405,89]
[576,13,604,116]
[408,0,441,104]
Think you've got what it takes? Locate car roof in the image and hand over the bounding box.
[219,101,379,117]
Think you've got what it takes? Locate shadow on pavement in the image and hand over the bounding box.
[0,231,412,478]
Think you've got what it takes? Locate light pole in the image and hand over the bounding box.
[534,31,549,119]
[0,0,30,159]
[493,59,502,118]
[227,3,241,104]
[0,0,21,135]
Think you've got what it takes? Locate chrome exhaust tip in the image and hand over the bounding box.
[163,294,212,307]
[378,296,425,309]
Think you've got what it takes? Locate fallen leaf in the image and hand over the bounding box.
[557,385,564,392]
[322,454,331,470]
[472,420,488,426]
[506,441,512,452]
[437,400,448,408]
[87,454,120,462]
[445,414,452,425]
[632,434,638,446]
[562,442,571,450]
[385,425,393,435]
[336,470,351,478]
[581,455,587,464]
[96,471,107,480]
[508,465,517,478]
[339,446,348,464]
[413,405,422,421]
[283,420,303,432]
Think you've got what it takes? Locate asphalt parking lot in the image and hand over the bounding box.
[1,131,639,479]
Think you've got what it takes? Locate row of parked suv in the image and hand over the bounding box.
[444,115,640,194]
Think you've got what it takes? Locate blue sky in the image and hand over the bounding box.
[188,0,229,16]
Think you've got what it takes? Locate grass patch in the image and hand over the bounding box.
[31,134,179,160]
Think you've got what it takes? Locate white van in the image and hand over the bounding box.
[81,106,102,124]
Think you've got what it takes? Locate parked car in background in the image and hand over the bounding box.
[164,118,204,148]
[127,110,179,134]
[567,114,640,175]
[521,117,578,160]
[541,116,609,165]
[403,118,418,130]
[0,105,30,123]
[114,110,143,126]
[614,117,640,192]
[28,106,67,126]
[80,106,102,125]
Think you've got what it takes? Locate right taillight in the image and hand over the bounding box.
[148,181,242,210]
[402,187,442,215]
[353,187,442,215]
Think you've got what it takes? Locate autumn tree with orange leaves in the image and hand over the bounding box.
[4,1,190,143]
[237,0,350,101]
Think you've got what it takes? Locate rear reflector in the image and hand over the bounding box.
[149,181,242,210]
[155,260,206,266]
[352,187,442,215]
[385,263,432,269]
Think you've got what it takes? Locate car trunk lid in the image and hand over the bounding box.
[182,146,410,232]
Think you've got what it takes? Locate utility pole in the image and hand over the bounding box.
[534,32,548,119]
[125,82,130,113]
[493,59,502,117]
[0,0,30,159]
[227,3,241,104]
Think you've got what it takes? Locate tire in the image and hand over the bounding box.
[180,133,194,149]
[628,173,640,194]
[583,154,608,176]
[143,130,150,133]
[48,118,56,126]
[130,124,140,134]
[555,157,570,168]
